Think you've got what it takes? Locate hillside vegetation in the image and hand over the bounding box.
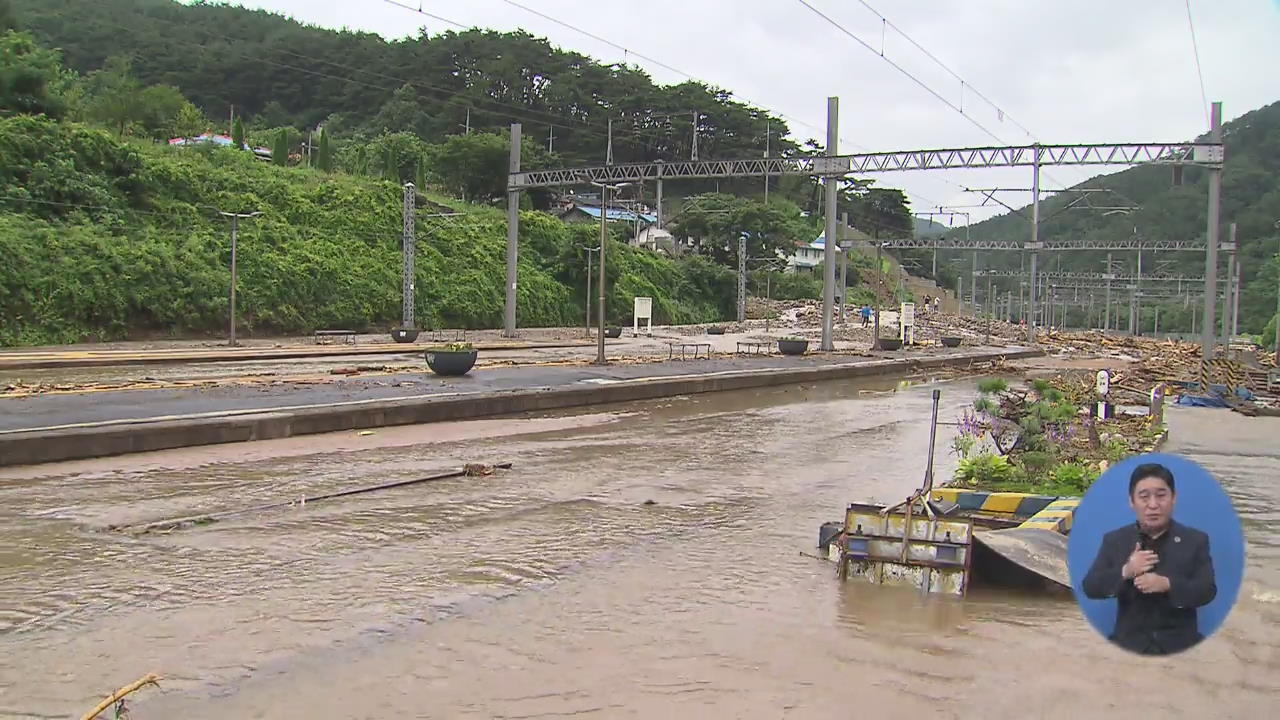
[0,112,746,345]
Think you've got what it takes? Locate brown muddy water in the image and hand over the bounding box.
[0,377,1276,719]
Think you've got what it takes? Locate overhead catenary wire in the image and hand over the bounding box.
[793,0,1009,146]
[793,0,1092,199]
[1183,0,1212,128]
[852,0,1038,142]
[381,0,953,210]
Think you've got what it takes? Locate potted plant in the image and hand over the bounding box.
[707,326,726,335]
[391,327,420,343]
[877,336,903,351]
[778,336,809,355]
[940,336,962,348]
[604,326,623,338]
[425,341,478,376]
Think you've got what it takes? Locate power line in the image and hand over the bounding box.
[793,0,1008,146]
[1183,0,1211,127]
[481,0,842,148]
[852,0,1037,141]
[381,0,954,210]
[794,0,1096,214]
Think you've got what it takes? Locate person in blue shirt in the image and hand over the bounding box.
[860,305,872,328]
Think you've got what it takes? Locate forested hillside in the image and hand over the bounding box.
[934,100,1280,335]
[7,0,914,228]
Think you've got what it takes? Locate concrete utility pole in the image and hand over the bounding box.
[503,123,521,337]
[764,119,771,202]
[970,252,978,315]
[737,233,747,323]
[1201,102,1223,362]
[839,212,849,324]
[1222,222,1236,346]
[820,96,839,352]
[217,210,261,347]
[1231,252,1241,336]
[589,180,632,365]
[584,246,600,335]
[1104,253,1113,331]
[401,183,415,329]
[1027,146,1042,343]
[873,240,884,350]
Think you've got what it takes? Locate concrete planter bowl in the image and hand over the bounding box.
[940,336,962,348]
[604,326,623,338]
[425,349,478,376]
[778,338,809,356]
[391,328,420,343]
[878,338,903,351]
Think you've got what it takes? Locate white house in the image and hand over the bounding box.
[632,226,675,252]
[786,228,874,273]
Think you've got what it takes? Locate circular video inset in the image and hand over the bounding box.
[1067,453,1245,656]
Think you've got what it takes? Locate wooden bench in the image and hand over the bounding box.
[736,341,771,356]
[425,329,467,343]
[667,342,712,360]
[313,329,357,345]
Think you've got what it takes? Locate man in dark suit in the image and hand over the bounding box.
[1082,462,1217,655]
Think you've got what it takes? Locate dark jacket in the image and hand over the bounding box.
[1081,519,1216,655]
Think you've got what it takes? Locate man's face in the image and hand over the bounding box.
[1130,477,1175,533]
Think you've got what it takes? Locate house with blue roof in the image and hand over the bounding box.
[558,204,658,225]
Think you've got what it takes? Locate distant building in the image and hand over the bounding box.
[632,226,675,252]
[168,133,272,161]
[557,204,658,226]
[786,227,873,273]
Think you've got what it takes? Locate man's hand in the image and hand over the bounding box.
[1122,542,1159,580]
[1133,572,1171,594]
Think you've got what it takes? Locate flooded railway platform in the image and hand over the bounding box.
[0,376,1275,719]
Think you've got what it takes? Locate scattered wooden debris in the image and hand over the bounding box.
[81,673,161,720]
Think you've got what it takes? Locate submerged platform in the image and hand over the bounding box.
[820,489,1079,596]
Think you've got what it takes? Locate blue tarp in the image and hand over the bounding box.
[1175,394,1230,408]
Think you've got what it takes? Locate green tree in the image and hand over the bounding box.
[254,99,291,128]
[365,83,428,136]
[135,84,190,140]
[426,132,507,202]
[0,31,67,118]
[171,100,207,137]
[231,115,245,148]
[670,193,815,267]
[317,129,332,172]
[272,127,288,165]
[84,55,140,134]
[1,0,16,32]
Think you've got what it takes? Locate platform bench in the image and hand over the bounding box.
[313,329,357,345]
[668,342,712,360]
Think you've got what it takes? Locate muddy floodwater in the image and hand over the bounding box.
[0,377,1276,719]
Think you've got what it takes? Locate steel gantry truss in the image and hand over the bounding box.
[500,95,1227,357]
[878,236,1208,251]
[510,142,1222,189]
[981,270,1211,283]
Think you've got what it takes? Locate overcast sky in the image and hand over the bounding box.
[222,0,1280,223]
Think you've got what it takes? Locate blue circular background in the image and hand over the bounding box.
[1067,452,1245,642]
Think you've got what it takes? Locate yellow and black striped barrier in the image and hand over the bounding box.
[929,488,1078,535]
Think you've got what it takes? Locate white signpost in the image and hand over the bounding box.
[899,302,916,344]
[633,296,653,337]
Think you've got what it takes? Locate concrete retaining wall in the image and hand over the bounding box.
[0,348,1040,467]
